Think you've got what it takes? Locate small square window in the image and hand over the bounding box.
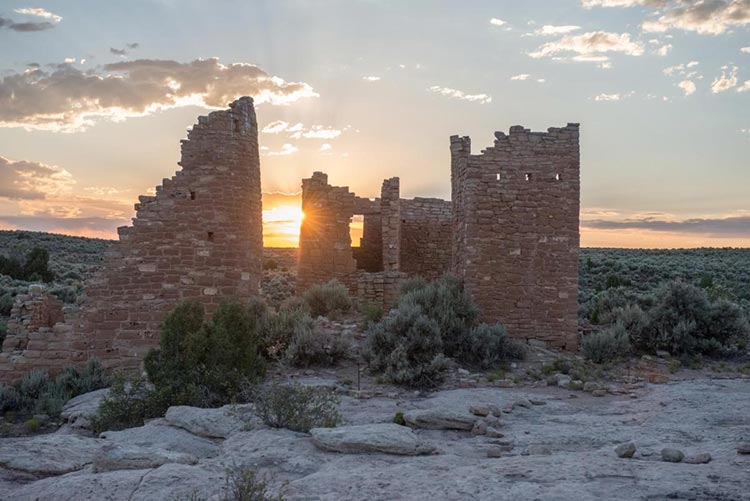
[207,231,214,242]
[190,191,196,200]
[525,173,532,181]
[555,173,561,181]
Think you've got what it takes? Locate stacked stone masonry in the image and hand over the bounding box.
[451,125,580,350]
[0,97,264,381]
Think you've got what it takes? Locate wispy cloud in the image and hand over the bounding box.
[14,7,62,23]
[427,85,492,104]
[510,74,531,81]
[490,18,507,27]
[711,65,738,93]
[532,25,581,36]
[583,0,750,35]
[0,156,74,200]
[265,143,299,156]
[582,214,750,238]
[741,47,750,54]
[261,121,347,140]
[0,58,319,132]
[529,31,644,65]
[593,92,631,101]
[362,76,381,81]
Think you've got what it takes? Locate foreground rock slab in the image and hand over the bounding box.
[311,424,435,456]
[100,421,219,458]
[163,404,249,438]
[0,434,102,477]
[92,444,198,472]
[60,388,109,430]
[403,409,477,430]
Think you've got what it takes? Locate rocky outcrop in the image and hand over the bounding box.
[163,404,249,438]
[0,434,102,477]
[311,424,435,456]
[100,421,219,458]
[92,444,198,473]
[402,409,477,430]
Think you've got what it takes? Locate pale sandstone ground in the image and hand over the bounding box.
[1,372,749,501]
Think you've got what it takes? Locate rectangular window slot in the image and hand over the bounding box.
[525,173,532,181]
[496,173,501,181]
[207,231,214,242]
[190,191,196,200]
[555,173,561,181]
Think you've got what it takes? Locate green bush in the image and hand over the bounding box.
[254,383,340,433]
[24,417,41,433]
[91,376,169,433]
[457,323,526,370]
[366,302,449,389]
[261,306,311,360]
[302,280,352,318]
[222,465,286,501]
[283,323,350,368]
[639,281,749,356]
[0,293,14,316]
[0,359,110,419]
[144,301,267,407]
[582,322,631,363]
[359,302,383,327]
[397,275,479,358]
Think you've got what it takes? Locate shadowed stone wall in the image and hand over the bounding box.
[451,124,580,350]
[0,97,263,380]
[400,198,453,280]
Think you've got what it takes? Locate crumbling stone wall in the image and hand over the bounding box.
[78,97,263,370]
[0,287,82,381]
[400,198,453,280]
[0,98,264,380]
[353,213,383,272]
[451,124,580,350]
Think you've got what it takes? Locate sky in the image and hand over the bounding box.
[0,0,749,248]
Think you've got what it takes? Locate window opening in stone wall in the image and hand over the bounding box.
[525,173,532,181]
[233,118,240,133]
[496,173,501,181]
[555,173,561,181]
[207,231,214,242]
[190,191,196,200]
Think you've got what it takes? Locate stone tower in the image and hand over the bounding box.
[451,124,580,350]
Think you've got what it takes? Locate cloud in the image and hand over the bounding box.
[14,7,62,23]
[582,214,750,238]
[711,65,739,93]
[490,18,507,26]
[0,58,319,132]
[265,143,299,156]
[510,74,531,80]
[320,143,332,152]
[110,48,127,56]
[678,79,697,95]
[261,121,347,139]
[593,93,627,101]
[739,80,750,92]
[583,0,750,35]
[529,31,645,63]
[533,25,581,36]
[362,76,381,82]
[742,47,750,53]
[427,85,492,104]
[0,16,56,31]
[0,156,74,200]
[656,43,673,56]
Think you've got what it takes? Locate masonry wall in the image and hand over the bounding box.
[451,124,580,350]
[0,98,264,380]
[400,198,453,280]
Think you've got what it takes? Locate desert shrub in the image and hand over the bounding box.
[397,274,479,358]
[91,376,169,433]
[366,302,449,389]
[263,259,278,271]
[582,322,631,363]
[24,417,41,433]
[640,281,749,356]
[398,276,428,296]
[0,359,110,419]
[359,302,383,327]
[261,271,295,309]
[254,383,340,433]
[222,465,286,501]
[611,304,650,347]
[261,306,311,360]
[283,323,350,368]
[457,323,526,370]
[302,280,352,318]
[0,293,14,316]
[144,301,267,407]
[0,319,7,346]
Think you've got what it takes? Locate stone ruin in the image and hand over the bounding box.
[0,97,263,380]
[0,94,580,382]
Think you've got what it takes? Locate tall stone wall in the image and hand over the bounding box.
[400,198,453,280]
[0,97,264,380]
[297,172,357,293]
[451,124,580,350]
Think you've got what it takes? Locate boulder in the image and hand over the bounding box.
[661,448,684,463]
[737,443,750,455]
[7,468,144,501]
[60,388,109,429]
[92,444,198,472]
[0,434,102,477]
[615,442,636,458]
[311,423,434,456]
[163,404,249,438]
[403,409,477,430]
[683,453,712,464]
[100,421,219,458]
